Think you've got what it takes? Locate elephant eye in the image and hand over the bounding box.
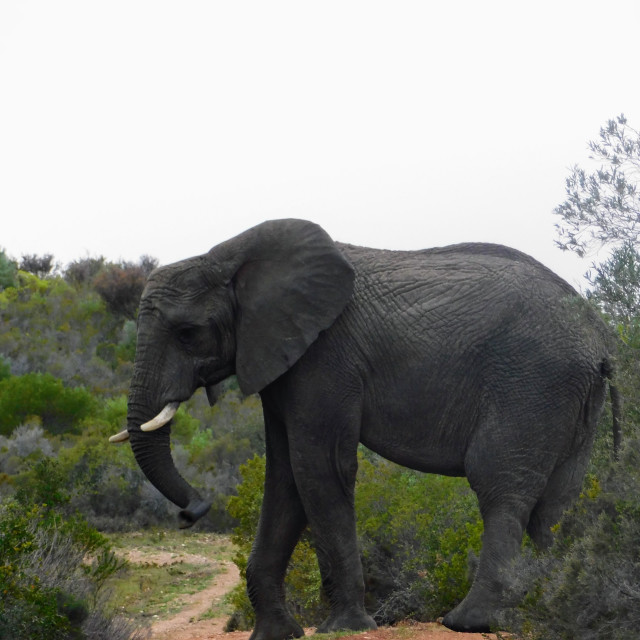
[176,325,198,344]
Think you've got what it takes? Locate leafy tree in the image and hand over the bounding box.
[586,242,640,323]
[19,253,55,278]
[0,249,17,290]
[555,114,640,257]
[138,254,159,278]
[92,257,158,319]
[64,256,105,287]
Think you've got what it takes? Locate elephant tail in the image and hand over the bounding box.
[602,358,622,460]
[610,382,622,460]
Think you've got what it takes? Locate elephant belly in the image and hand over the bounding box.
[359,396,472,477]
[362,434,467,477]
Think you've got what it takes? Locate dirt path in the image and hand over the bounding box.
[149,559,239,640]
[122,545,502,640]
[151,620,502,640]
[117,545,240,640]
[150,570,501,640]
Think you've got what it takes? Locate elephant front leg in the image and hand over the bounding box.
[247,419,307,640]
[289,434,376,634]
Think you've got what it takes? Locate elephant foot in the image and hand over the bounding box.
[250,614,304,640]
[441,599,497,633]
[315,609,376,635]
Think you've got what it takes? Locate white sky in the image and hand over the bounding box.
[1,1,639,290]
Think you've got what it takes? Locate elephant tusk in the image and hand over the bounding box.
[140,402,180,432]
[109,429,130,443]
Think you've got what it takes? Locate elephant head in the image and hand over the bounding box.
[111,219,355,527]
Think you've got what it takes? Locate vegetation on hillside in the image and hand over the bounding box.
[0,254,264,636]
[2,116,640,637]
[0,255,266,532]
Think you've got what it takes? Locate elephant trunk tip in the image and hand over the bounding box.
[178,498,213,529]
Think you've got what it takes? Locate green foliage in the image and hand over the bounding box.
[226,455,272,628]
[15,456,71,509]
[99,395,128,430]
[0,373,97,436]
[587,243,640,323]
[227,452,483,628]
[555,114,640,256]
[116,319,137,363]
[355,455,483,622]
[52,426,156,532]
[0,356,10,381]
[227,455,266,554]
[0,268,130,392]
[0,458,141,640]
[0,249,17,290]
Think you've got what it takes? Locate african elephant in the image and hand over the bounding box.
[110,219,618,635]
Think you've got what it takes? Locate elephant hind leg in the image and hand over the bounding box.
[526,443,593,549]
[445,412,558,632]
[527,379,603,549]
[442,498,533,632]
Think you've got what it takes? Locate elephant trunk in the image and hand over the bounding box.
[127,409,212,529]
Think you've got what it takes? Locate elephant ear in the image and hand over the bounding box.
[223,219,354,395]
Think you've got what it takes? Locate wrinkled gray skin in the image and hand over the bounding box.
[124,219,616,636]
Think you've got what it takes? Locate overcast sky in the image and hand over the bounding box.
[1,1,639,290]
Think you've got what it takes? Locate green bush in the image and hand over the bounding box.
[0,373,97,436]
[52,427,159,532]
[0,458,145,640]
[0,249,17,290]
[226,451,484,628]
[0,356,10,381]
[355,455,483,622]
